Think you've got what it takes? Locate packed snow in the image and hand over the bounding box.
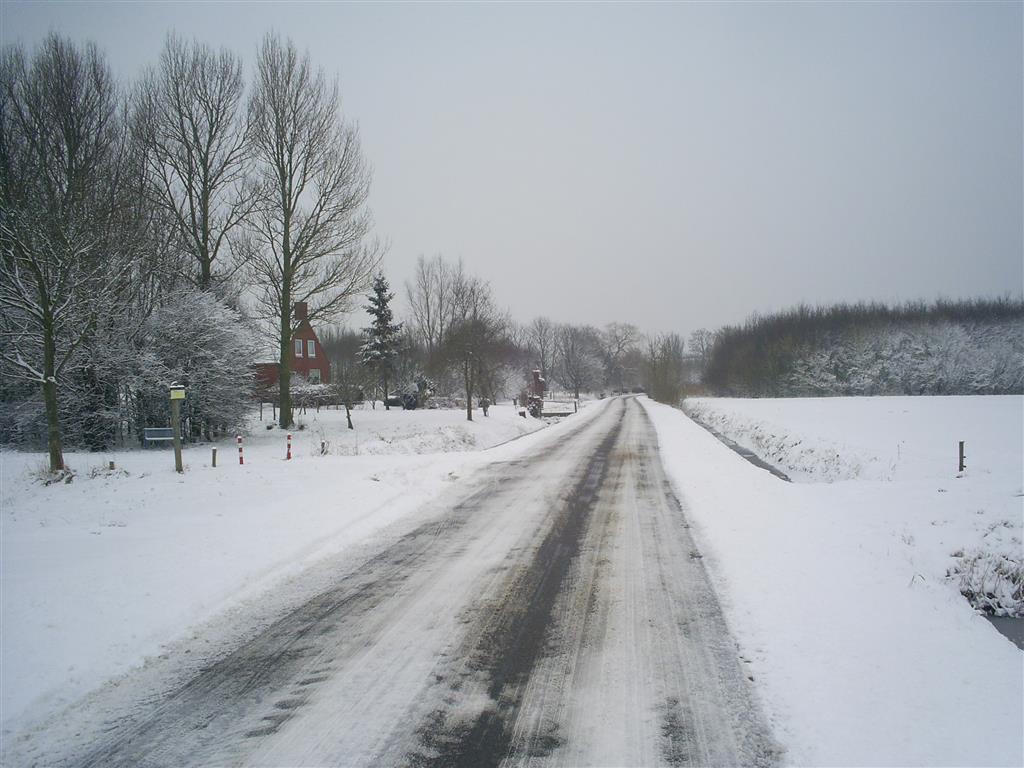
[0,403,549,739]
[642,395,1023,766]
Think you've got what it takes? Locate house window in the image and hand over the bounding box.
[307,339,316,358]
[309,368,321,384]
[294,338,303,357]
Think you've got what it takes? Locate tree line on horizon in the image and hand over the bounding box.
[320,253,694,419]
[704,298,1024,397]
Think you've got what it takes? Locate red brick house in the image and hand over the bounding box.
[255,302,331,389]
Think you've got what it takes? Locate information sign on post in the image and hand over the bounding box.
[169,385,185,473]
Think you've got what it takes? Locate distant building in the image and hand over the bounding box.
[255,302,331,389]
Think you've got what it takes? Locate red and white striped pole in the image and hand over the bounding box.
[237,435,244,465]
[286,432,292,461]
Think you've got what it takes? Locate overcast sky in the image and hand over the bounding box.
[3,1,1021,335]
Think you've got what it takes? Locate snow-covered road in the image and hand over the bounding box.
[57,397,775,767]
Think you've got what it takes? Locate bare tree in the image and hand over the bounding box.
[247,34,380,428]
[644,332,686,404]
[527,316,556,380]
[688,327,713,369]
[599,321,640,391]
[0,36,134,471]
[405,253,467,375]
[321,327,370,429]
[442,272,507,421]
[134,35,253,291]
[555,324,603,399]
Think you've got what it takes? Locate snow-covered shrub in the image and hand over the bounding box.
[948,550,1024,618]
[132,291,258,440]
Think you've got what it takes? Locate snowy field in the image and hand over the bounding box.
[684,395,1022,484]
[684,395,1023,618]
[0,403,548,738]
[643,395,1023,766]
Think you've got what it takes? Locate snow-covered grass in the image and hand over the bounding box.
[685,394,1021,483]
[642,395,1023,767]
[289,400,545,454]
[0,403,550,737]
[684,395,1023,618]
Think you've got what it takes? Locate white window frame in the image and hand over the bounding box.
[307,339,316,358]
[294,338,303,357]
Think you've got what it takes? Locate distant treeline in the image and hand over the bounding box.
[705,298,1024,397]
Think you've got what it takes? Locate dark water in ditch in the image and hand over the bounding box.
[986,616,1024,650]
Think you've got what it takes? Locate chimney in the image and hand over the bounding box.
[294,301,308,322]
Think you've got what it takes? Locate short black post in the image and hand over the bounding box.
[958,440,966,473]
[212,447,217,468]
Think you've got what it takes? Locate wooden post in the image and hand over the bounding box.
[958,441,966,472]
[320,440,326,455]
[171,398,184,474]
[237,435,244,465]
[108,460,115,471]
[286,432,293,460]
[259,400,263,421]
[212,447,217,468]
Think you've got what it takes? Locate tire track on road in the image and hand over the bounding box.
[407,406,626,767]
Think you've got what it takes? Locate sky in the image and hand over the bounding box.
[2,1,1021,335]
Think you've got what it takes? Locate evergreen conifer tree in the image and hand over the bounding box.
[359,274,403,410]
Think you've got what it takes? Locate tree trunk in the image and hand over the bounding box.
[279,306,293,428]
[199,186,212,290]
[200,253,212,291]
[383,372,390,411]
[464,359,473,422]
[344,400,353,429]
[42,322,64,472]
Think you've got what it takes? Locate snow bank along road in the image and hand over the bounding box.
[58,397,778,767]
